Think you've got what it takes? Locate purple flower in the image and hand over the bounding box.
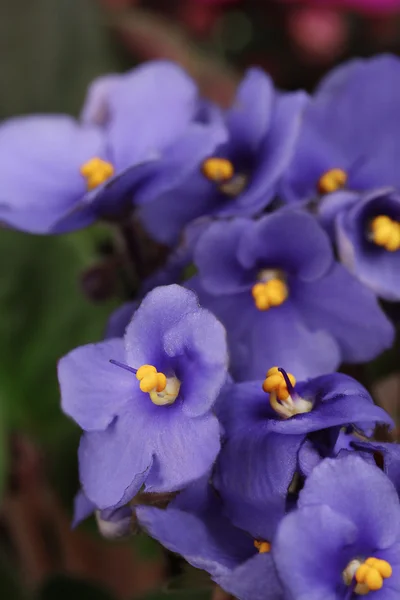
[187,211,393,381]
[137,478,285,600]
[274,455,400,599]
[0,61,225,234]
[214,370,393,542]
[105,301,137,339]
[319,187,400,301]
[281,55,400,205]
[136,68,308,245]
[58,285,228,509]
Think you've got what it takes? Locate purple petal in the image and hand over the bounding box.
[58,338,133,432]
[0,116,105,233]
[274,505,358,599]
[124,285,201,368]
[163,309,228,417]
[105,302,137,339]
[194,288,341,381]
[336,189,400,300]
[137,492,254,578]
[106,61,199,171]
[298,455,400,549]
[215,432,303,540]
[224,91,309,216]
[238,211,333,282]
[144,410,221,493]
[72,490,95,528]
[225,68,274,152]
[217,553,284,600]
[291,262,395,363]
[79,404,153,509]
[194,219,254,295]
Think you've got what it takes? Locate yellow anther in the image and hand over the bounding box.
[318,168,347,194]
[370,215,400,252]
[262,366,296,401]
[136,364,180,406]
[251,279,288,312]
[355,558,392,594]
[254,540,271,553]
[202,158,234,183]
[136,365,167,394]
[80,157,114,191]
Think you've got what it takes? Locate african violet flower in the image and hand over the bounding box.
[280,55,400,205]
[319,187,400,301]
[187,210,393,381]
[136,68,308,245]
[138,478,285,600]
[0,61,225,234]
[58,284,228,509]
[274,455,400,599]
[214,369,393,542]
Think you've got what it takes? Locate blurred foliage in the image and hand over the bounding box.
[37,575,116,600]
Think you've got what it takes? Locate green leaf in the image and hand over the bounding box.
[0,227,116,444]
[37,575,116,600]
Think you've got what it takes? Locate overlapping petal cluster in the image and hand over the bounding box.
[5,52,400,600]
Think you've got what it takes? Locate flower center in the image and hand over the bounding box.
[318,168,347,195]
[262,367,312,419]
[254,540,271,553]
[202,157,247,197]
[80,157,114,191]
[252,270,288,311]
[369,215,400,252]
[136,365,180,406]
[343,557,392,595]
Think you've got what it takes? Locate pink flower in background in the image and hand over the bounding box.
[283,0,400,14]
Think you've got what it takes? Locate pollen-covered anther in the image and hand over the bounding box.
[202,157,234,183]
[254,540,271,554]
[263,366,312,419]
[80,157,114,191]
[370,215,400,252]
[318,168,347,194]
[262,366,296,401]
[251,279,288,311]
[351,557,393,595]
[136,364,180,406]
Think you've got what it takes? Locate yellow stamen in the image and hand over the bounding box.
[80,157,114,191]
[318,168,347,194]
[254,540,271,554]
[352,558,392,595]
[202,157,234,183]
[136,364,179,406]
[370,215,400,252]
[251,279,288,311]
[262,366,296,401]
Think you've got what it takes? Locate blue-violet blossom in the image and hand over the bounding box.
[274,455,400,599]
[214,370,393,542]
[137,68,308,245]
[58,284,228,509]
[187,210,393,381]
[0,61,225,234]
[280,55,400,205]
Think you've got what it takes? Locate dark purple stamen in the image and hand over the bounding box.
[278,367,296,396]
[109,359,137,375]
[344,579,357,600]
